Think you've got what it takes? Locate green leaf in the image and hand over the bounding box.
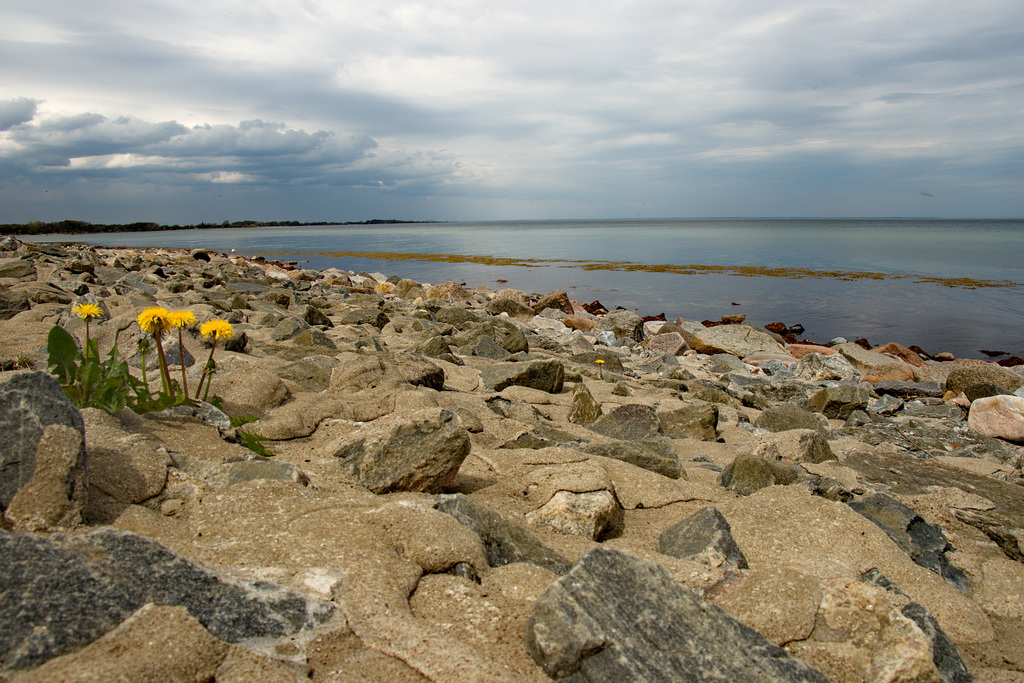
[46,325,81,384]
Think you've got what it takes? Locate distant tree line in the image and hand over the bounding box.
[0,218,433,235]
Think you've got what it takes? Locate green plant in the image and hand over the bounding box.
[230,414,275,457]
[46,325,190,414]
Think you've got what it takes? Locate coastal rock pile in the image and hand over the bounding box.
[1,236,1023,682]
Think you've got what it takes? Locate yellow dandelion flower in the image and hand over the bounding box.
[166,310,197,328]
[595,359,605,365]
[71,302,103,320]
[200,319,235,340]
[137,307,171,335]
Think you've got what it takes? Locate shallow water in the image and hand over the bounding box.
[26,219,1024,359]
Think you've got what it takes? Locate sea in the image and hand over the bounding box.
[25,218,1024,361]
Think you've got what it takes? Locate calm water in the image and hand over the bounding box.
[26,219,1024,359]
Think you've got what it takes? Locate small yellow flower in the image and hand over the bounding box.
[200,319,235,340]
[166,310,197,328]
[595,359,605,365]
[137,307,171,335]
[71,303,103,320]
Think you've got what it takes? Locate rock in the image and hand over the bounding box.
[434,493,573,575]
[478,359,564,393]
[795,352,861,382]
[761,429,837,464]
[292,327,338,349]
[81,409,169,521]
[274,355,339,392]
[13,603,230,683]
[874,379,945,398]
[435,305,480,327]
[657,402,718,441]
[452,318,529,354]
[161,341,195,368]
[0,528,334,670]
[329,351,445,393]
[719,452,805,496]
[567,381,602,424]
[967,394,1024,441]
[484,296,535,320]
[658,505,749,569]
[394,278,427,299]
[426,280,473,302]
[301,304,333,328]
[524,547,830,682]
[848,493,969,592]
[646,331,687,356]
[460,334,511,359]
[784,578,941,683]
[0,258,36,279]
[0,372,85,510]
[563,314,597,332]
[336,307,389,329]
[807,384,870,419]
[208,460,311,488]
[834,342,917,383]
[332,408,470,494]
[755,403,829,433]
[587,403,661,441]
[532,290,574,316]
[592,309,645,343]
[686,324,786,357]
[269,316,310,341]
[4,424,86,532]
[946,364,1024,395]
[526,490,621,540]
[0,289,31,320]
[580,437,683,479]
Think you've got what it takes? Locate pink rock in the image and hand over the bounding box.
[787,343,838,359]
[648,332,688,356]
[874,342,927,368]
[968,395,1024,441]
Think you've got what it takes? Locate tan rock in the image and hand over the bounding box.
[968,395,1024,441]
[5,424,86,532]
[706,566,821,646]
[14,603,229,683]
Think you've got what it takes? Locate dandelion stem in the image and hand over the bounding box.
[176,327,189,398]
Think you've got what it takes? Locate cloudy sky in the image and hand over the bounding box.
[2,0,1023,223]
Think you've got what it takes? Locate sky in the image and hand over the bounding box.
[2,0,1023,223]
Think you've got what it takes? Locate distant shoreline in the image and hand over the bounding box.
[0,218,439,236]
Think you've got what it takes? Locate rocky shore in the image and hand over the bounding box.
[1,235,1023,683]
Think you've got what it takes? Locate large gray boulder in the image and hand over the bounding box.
[592,310,645,343]
[0,528,334,670]
[587,404,661,441]
[0,372,85,510]
[333,407,470,494]
[524,547,830,682]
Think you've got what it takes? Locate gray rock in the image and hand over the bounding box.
[301,304,333,328]
[686,324,787,358]
[274,355,339,392]
[478,359,564,393]
[0,528,334,670]
[588,404,661,441]
[755,403,828,433]
[0,289,30,320]
[568,382,602,425]
[452,319,529,354]
[532,290,574,316]
[658,402,718,441]
[336,307,389,329]
[484,296,535,320]
[208,460,310,488]
[460,334,511,360]
[807,384,870,419]
[0,258,36,280]
[0,372,85,510]
[719,452,805,496]
[873,380,944,398]
[659,505,749,569]
[524,547,830,682]
[434,493,572,575]
[848,493,969,593]
[764,429,837,464]
[592,309,644,343]
[333,408,470,494]
[946,364,1023,396]
[269,316,310,341]
[795,352,861,382]
[581,437,682,479]
[292,327,338,349]
[161,341,195,368]
[435,305,480,327]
